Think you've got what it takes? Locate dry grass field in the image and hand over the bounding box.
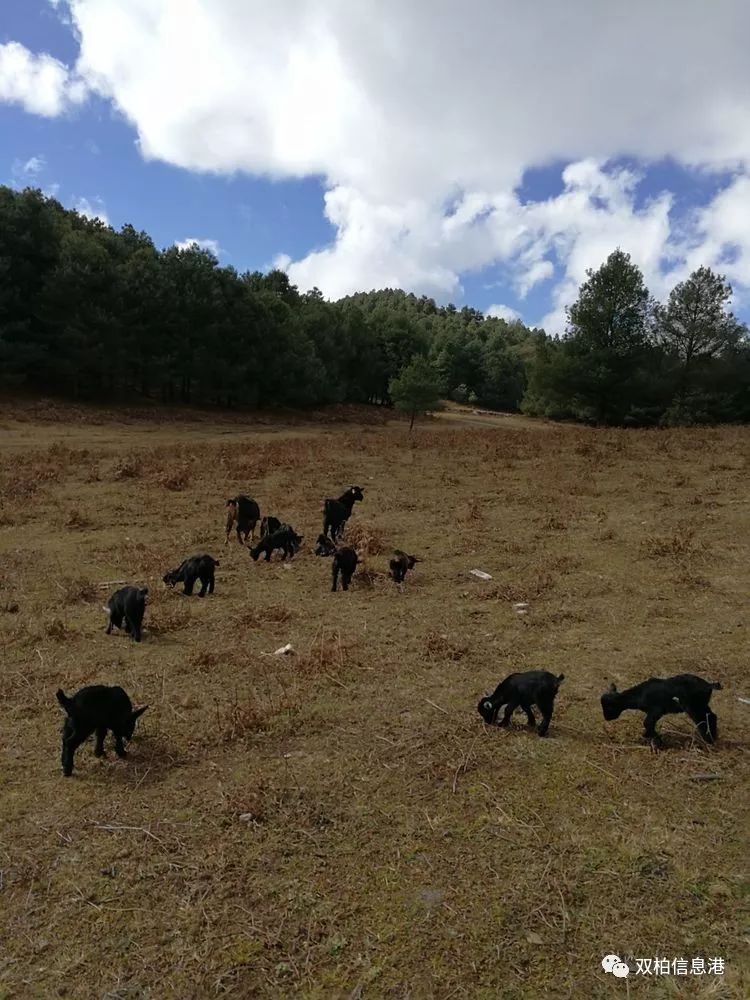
[0,399,748,999]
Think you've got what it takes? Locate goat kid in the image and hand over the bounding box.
[163,554,218,597]
[56,685,148,776]
[315,533,337,556]
[390,550,420,583]
[478,670,565,737]
[332,546,358,591]
[104,585,148,642]
[601,674,721,744]
[250,526,303,562]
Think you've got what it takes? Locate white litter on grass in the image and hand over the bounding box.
[274,643,294,656]
[738,697,750,705]
[470,569,493,581]
[513,602,529,611]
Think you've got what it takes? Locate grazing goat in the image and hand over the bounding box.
[163,554,218,597]
[332,546,358,591]
[315,533,337,557]
[104,585,147,642]
[260,515,282,538]
[56,685,148,776]
[390,550,419,583]
[225,495,260,545]
[601,674,721,744]
[323,486,364,541]
[478,670,565,737]
[250,526,303,562]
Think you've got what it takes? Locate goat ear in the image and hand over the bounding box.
[607,683,617,694]
[131,705,148,721]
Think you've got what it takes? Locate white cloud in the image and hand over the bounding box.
[20,155,46,176]
[74,196,109,224]
[0,41,85,116]
[62,1,750,194]
[24,1,750,319]
[175,237,223,257]
[286,160,677,331]
[11,155,47,183]
[9,154,61,199]
[486,304,522,323]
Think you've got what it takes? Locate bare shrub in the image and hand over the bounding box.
[467,499,482,521]
[64,508,92,530]
[234,604,295,630]
[46,618,69,640]
[344,520,385,556]
[112,454,143,480]
[354,565,389,589]
[643,526,703,561]
[297,627,358,676]
[218,690,299,742]
[424,630,468,662]
[541,513,569,531]
[223,780,268,824]
[158,464,191,491]
[60,576,97,605]
[475,572,555,604]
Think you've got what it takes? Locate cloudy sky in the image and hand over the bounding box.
[2,0,750,330]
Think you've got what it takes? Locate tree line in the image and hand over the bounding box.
[1,186,747,424]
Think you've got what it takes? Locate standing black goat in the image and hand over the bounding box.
[478,670,565,737]
[323,486,364,541]
[332,547,358,591]
[163,554,218,597]
[56,685,148,776]
[104,586,148,642]
[225,495,260,545]
[390,550,420,583]
[601,674,721,744]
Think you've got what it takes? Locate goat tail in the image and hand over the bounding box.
[557,673,566,683]
[710,681,722,690]
[56,688,73,714]
[139,587,149,597]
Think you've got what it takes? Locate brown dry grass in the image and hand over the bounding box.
[0,402,748,999]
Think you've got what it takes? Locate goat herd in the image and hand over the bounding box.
[55,485,724,776]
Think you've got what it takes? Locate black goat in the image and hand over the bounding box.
[104,586,148,642]
[315,533,337,556]
[390,550,419,583]
[332,546,358,591]
[478,670,565,737]
[323,486,364,541]
[260,515,282,538]
[225,495,260,545]
[250,526,303,562]
[163,554,218,597]
[56,685,148,776]
[601,674,721,744]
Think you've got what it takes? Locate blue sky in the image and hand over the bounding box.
[2,1,750,331]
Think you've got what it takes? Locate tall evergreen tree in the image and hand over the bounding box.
[656,266,746,420]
